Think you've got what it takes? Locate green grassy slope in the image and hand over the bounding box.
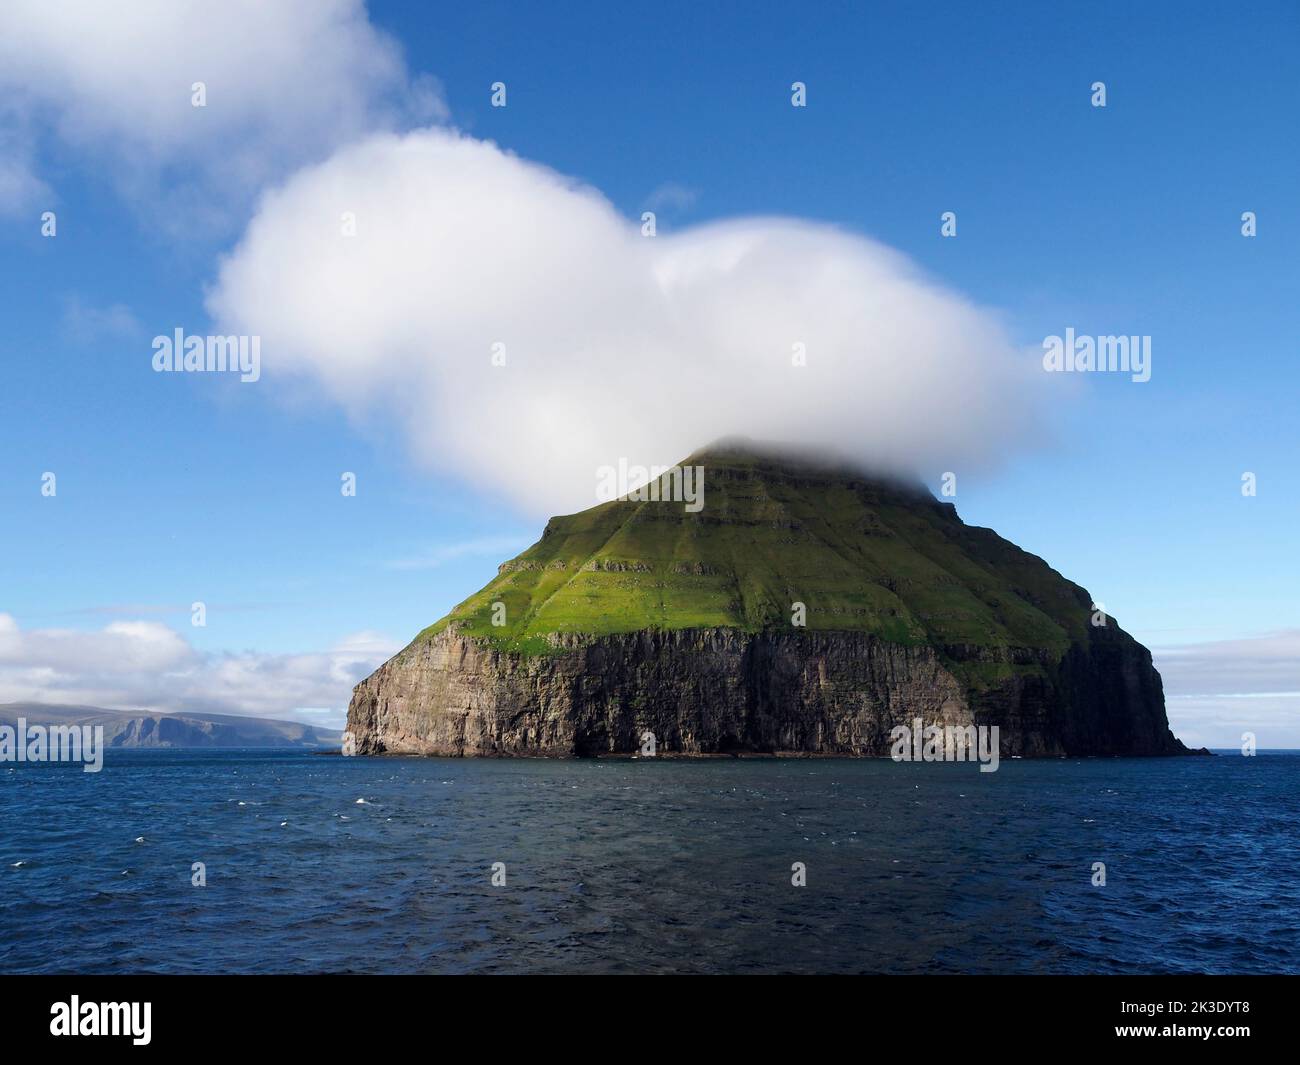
[413,443,1096,666]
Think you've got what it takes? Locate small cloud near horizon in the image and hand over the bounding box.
[1153,629,1300,748]
[0,612,399,729]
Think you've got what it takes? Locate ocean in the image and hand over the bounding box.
[2,750,1297,974]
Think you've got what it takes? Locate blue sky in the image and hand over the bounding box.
[0,1,1296,743]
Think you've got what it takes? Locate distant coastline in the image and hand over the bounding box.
[0,702,340,750]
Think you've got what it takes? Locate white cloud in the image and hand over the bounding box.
[0,118,47,215]
[1164,695,1300,752]
[1153,629,1300,697]
[59,297,143,345]
[645,181,699,213]
[0,613,397,726]
[1154,630,1300,748]
[0,0,442,225]
[208,127,1050,515]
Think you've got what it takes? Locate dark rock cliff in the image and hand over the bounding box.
[347,623,1189,758]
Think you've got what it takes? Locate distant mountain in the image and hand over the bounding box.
[349,441,1196,758]
[0,703,342,749]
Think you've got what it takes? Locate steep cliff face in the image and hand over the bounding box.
[348,443,1192,757]
[347,624,1184,757]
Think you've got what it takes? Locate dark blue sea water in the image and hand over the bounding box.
[2,750,1297,974]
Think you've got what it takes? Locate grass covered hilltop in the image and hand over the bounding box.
[420,442,1086,671]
